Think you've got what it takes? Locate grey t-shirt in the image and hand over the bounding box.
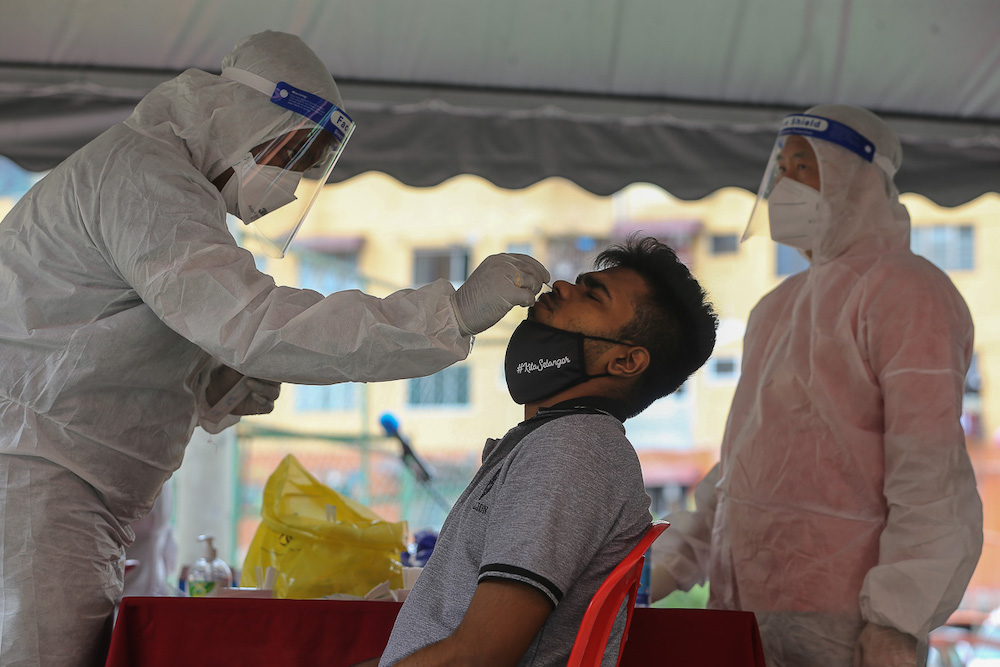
[380,400,652,666]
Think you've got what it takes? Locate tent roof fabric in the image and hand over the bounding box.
[1,1,998,204]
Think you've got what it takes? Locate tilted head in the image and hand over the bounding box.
[592,236,718,417]
[506,236,718,419]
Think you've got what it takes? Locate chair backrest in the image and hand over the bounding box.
[566,521,670,667]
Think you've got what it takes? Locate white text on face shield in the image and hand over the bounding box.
[516,356,572,374]
[781,116,829,132]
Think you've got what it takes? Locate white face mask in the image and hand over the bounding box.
[767,177,830,251]
[219,153,301,223]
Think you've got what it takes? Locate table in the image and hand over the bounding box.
[620,607,766,666]
[106,597,766,666]
[107,598,400,667]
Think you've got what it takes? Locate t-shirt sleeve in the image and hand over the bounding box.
[477,416,643,607]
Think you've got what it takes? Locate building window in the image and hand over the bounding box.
[413,247,469,286]
[408,366,470,406]
[295,383,357,412]
[776,244,809,276]
[707,356,740,382]
[911,225,974,271]
[646,484,691,518]
[612,219,701,266]
[547,236,609,282]
[507,242,533,256]
[710,234,739,255]
[297,252,362,294]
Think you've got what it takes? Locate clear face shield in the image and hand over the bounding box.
[220,69,356,258]
[741,114,883,253]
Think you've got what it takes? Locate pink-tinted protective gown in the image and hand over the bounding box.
[653,157,982,666]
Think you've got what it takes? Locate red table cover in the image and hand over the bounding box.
[106,597,766,666]
[620,607,767,666]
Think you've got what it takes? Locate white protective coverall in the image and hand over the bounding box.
[651,105,983,666]
[0,32,515,666]
[122,479,180,598]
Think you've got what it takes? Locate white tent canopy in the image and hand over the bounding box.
[2,0,999,205]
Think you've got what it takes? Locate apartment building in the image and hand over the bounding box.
[4,157,996,592]
[242,176,1000,600]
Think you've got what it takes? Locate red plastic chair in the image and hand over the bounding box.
[566,520,670,667]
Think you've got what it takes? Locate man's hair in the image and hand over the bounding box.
[594,235,718,418]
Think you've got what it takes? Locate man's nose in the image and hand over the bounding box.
[551,280,574,297]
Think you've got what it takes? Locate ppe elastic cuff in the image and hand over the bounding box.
[196,392,241,434]
[449,293,475,337]
[198,413,240,435]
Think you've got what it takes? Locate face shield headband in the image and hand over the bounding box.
[741,113,893,248]
[220,67,356,258]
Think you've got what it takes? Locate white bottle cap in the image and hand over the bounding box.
[198,534,217,561]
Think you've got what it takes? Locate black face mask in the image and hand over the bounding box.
[504,319,632,405]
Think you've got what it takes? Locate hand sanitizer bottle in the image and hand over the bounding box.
[186,534,233,597]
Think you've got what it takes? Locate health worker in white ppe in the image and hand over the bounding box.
[649,104,982,667]
[0,30,547,667]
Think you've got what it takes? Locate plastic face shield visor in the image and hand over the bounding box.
[741,113,881,243]
[222,68,356,258]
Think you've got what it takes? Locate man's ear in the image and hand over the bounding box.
[607,345,650,378]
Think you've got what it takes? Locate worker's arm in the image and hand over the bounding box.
[394,579,552,666]
[649,462,720,601]
[105,170,473,386]
[858,260,983,643]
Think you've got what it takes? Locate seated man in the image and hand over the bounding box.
[365,236,717,667]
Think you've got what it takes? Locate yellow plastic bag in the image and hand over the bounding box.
[241,454,407,599]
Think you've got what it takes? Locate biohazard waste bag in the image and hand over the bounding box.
[241,454,407,599]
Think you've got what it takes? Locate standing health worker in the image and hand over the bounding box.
[649,105,982,667]
[0,31,547,666]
